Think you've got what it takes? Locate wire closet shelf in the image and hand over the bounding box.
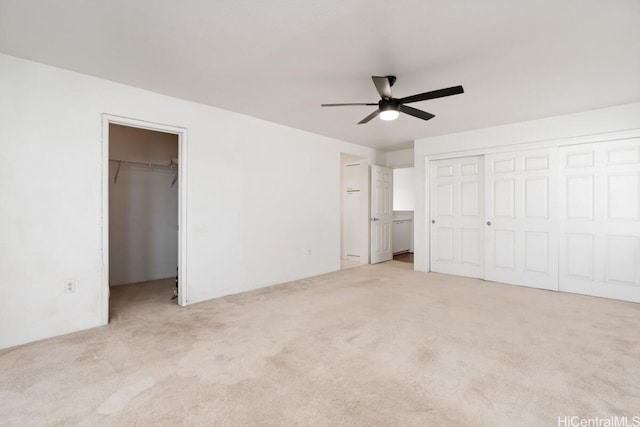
[109,158,179,187]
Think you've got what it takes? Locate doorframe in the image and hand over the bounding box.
[101,114,189,323]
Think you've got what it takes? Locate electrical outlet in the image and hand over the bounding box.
[64,280,76,294]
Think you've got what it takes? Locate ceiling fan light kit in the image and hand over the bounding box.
[379,103,400,121]
[321,75,464,125]
[379,110,399,121]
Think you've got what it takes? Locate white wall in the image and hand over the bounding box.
[109,126,179,285]
[392,167,415,211]
[0,53,379,349]
[413,102,640,272]
[109,164,178,285]
[385,148,413,168]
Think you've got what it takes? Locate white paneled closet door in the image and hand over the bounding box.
[559,140,640,302]
[484,149,559,290]
[343,160,369,263]
[430,156,484,278]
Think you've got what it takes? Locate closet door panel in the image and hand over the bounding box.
[484,148,559,290]
[430,156,484,278]
[559,140,640,302]
[344,191,361,258]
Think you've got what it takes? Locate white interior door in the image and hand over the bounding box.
[344,188,361,258]
[484,148,559,290]
[430,156,484,278]
[559,140,640,302]
[370,165,393,264]
[342,160,370,263]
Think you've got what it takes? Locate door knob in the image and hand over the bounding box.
[486,221,492,226]
[371,217,379,221]
[432,220,435,224]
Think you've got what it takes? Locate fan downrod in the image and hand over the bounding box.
[387,75,396,87]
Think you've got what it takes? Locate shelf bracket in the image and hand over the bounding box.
[171,169,178,188]
[114,161,122,184]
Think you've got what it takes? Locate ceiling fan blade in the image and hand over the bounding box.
[399,105,435,121]
[397,85,464,104]
[358,109,380,124]
[372,76,392,100]
[321,103,377,107]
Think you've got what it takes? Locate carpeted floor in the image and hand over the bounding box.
[1,261,638,426]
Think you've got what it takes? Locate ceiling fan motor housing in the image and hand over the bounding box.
[379,99,399,112]
[378,99,400,121]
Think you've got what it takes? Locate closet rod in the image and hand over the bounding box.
[109,158,177,169]
[110,158,177,184]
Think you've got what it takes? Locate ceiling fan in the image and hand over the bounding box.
[321,76,464,124]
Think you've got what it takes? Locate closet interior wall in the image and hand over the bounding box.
[109,124,179,286]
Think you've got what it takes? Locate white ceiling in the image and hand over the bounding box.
[1,0,639,150]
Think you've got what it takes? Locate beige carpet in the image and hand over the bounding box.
[1,262,638,426]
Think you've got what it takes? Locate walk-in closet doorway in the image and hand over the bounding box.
[102,115,188,323]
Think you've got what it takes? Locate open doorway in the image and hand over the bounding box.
[392,166,414,264]
[102,115,188,323]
